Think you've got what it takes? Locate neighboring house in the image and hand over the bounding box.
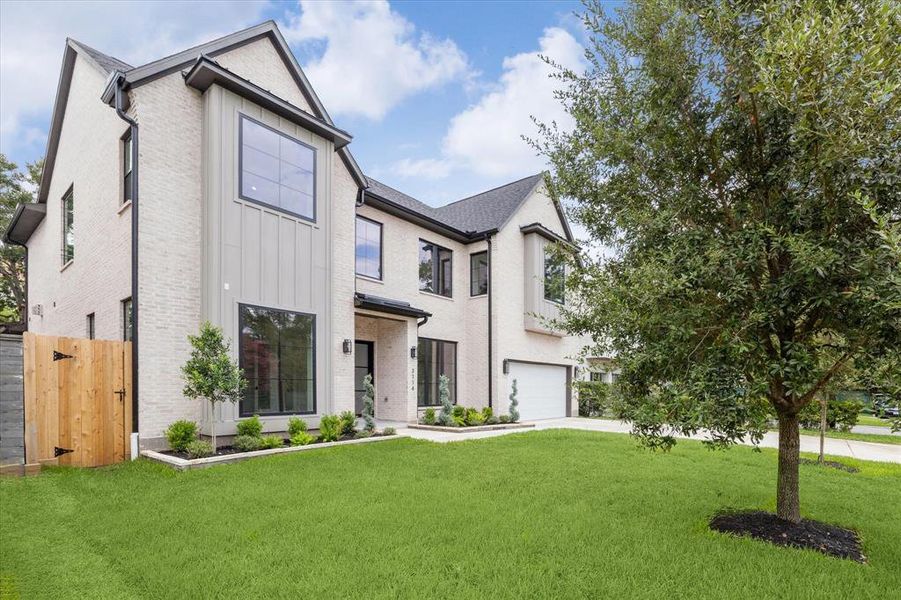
[3,22,585,449]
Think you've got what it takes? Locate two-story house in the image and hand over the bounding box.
[3,21,585,449]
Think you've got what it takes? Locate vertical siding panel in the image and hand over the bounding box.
[243,206,261,301]
[296,224,312,309]
[279,218,296,306]
[261,211,279,304]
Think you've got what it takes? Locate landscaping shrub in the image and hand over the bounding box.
[339,411,357,436]
[319,415,341,442]
[422,408,436,425]
[287,417,307,437]
[486,416,499,425]
[508,379,520,422]
[799,399,863,432]
[437,375,454,426]
[361,373,376,432]
[452,405,466,419]
[481,406,493,421]
[184,440,213,459]
[236,415,263,438]
[576,381,609,417]
[452,415,466,427]
[355,430,373,439]
[290,431,315,446]
[465,407,485,426]
[165,420,198,453]
[383,427,396,436]
[259,435,285,450]
[233,434,263,452]
[499,414,511,424]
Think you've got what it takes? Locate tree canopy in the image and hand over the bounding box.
[536,0,900,522]
[0,154,41,324]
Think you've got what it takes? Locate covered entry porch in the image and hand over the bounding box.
[353,293,429,423]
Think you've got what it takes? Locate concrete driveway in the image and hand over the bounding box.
[382,417,901,464]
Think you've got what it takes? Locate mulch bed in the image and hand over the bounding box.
[163,433,388,459]
[710,510,865,563]
[800,458,859,473]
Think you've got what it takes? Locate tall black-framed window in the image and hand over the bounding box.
[239,115,316,221]
[122,298,133,341]
[417,338,456,406]
[419,240,452,297]
[86,313,95,340]
[122,130,133,204]
[61,187,74,265]
[355,216,382,279]
[239,304,316,417]
[544,247,565,304]
[470,251,488,296]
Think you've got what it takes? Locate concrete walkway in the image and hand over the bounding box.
[378,417,901,464]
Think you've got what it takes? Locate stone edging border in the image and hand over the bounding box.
[408,423,534,433]
[142,434,407,471]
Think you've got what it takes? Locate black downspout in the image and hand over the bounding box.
[114,78,139,434]
[486,234,493,408]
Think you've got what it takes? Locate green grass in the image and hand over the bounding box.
[857,414,894,428]
[799,429,901,445]
[1,431,899,599]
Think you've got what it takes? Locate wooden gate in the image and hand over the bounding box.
[23,333,132,467]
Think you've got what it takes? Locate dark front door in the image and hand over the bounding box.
[354,341,374,415]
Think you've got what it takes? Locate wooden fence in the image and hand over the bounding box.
[23,333,132,468]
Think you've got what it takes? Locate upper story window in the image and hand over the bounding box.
[419,240,452,297]
[470,251,488,296]
[61,187,74,265]
[355,216,382,280]
[239,116,315,221]
[544,247,565,304]
[122,131,133,204]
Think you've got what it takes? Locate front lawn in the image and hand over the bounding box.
[799,429,901,446]
[1,430,899,598]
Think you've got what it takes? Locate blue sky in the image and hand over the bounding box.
[0,0,611,206]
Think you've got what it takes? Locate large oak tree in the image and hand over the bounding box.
[536,0,899,522]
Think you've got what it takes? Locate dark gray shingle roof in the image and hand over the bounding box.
[365,173,545,235]
[69,39,133,74]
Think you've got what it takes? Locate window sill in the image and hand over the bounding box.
[469,293,487,299]
[356,274,384,285]
[117,200,132,215]
[419,290,454,302]
[60,259,74,273]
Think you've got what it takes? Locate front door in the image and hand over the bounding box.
[354,341,374,415]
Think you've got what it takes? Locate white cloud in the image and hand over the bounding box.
[0,0,267,158]
[391,157,453,180]
[390,27,584,181]
[280,0,470,120]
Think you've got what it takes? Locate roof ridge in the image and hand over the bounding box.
[126,19,276,74]
[436,172,545,210]
[68,38,133,71]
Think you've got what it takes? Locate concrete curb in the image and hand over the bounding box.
[408,423,534,434]
[142,433,407,471]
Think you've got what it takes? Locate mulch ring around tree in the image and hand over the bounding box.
[710,511,866,563]
[800,458,859,473]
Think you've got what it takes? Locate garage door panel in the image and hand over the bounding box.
[508,362,567,421]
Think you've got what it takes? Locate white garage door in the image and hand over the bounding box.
[508,362,567,421]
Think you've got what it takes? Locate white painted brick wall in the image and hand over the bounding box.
[26,55,132,342]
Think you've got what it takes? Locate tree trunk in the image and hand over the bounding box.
[818,396,827,464]
[776,413,801,523]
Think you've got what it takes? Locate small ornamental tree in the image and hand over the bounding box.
[362,373,375,432]
[437,375,454,426]
[508,379,520,423]
[182,322,246,450]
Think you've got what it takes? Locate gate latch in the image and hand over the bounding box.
[54,446,74,457]
[53,350,74,361]
[114,388,126,402]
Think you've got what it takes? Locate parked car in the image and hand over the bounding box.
[873,395,900,418]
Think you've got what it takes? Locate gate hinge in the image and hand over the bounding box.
[53,350,74,361]
[54,446,74,457]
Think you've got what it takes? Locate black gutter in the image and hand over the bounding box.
[486,233,493,408]
[113,75,139,434]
